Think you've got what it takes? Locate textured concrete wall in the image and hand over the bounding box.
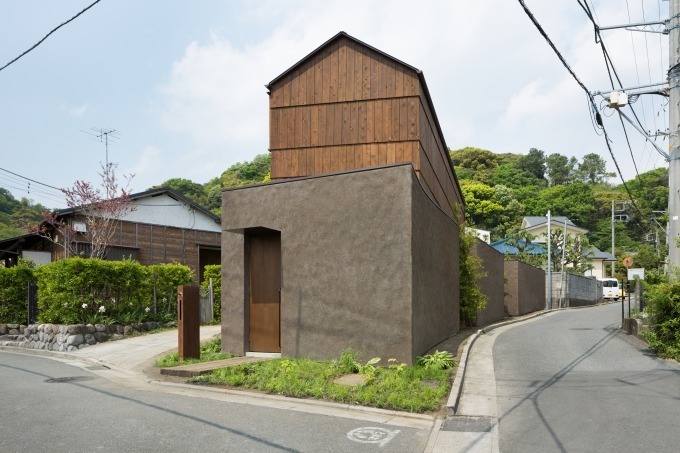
[505,260,546,316]
[221,232,246,355]
[472,240,505,326]
[222,165,419,363]
[410,174,459,357]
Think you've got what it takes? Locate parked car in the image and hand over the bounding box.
[601,278,620,301]
[618,282,628,299]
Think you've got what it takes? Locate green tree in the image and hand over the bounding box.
[459,180,505,229]
[548,229,593,275]
[449,147,498,180]
[518,148,546,180]
[152,178,207,206]
[524,182,596,230]
[504,227,544,268]
[576,153,615,185]
[545,153,576,186]
[221,154,271,187]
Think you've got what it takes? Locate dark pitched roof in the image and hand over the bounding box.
[585,247,615,261]
[265,31,464,207]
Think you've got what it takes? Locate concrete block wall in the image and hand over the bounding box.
[548,273,601,308]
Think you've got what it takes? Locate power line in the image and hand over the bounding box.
[0,0,103,73]
[0,167,63,191]
[517,0,646,223]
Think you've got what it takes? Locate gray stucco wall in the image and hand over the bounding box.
[504,260,546,316]
[222,165,416,363]
[411,174,459,357]
[472,240,505,326]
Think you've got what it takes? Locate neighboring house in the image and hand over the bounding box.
[221,32,464,365]
[472,228,491,244]
[0,188,221,284]
[493,217,615,279]
[584,247,616,280]
[490,238,545,256]
[521,216,589,243]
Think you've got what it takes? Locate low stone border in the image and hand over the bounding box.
[0,322,165,352]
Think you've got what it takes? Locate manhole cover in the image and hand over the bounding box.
[86,364,110,371]
[44,376,94,384]
[442,416,495,433]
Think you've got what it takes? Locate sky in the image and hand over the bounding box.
[0,0,670,209]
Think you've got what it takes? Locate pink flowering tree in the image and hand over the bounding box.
[32,164,135,259]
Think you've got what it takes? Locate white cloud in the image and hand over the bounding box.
[64,103,89,117]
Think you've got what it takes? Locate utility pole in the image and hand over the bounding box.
[611,200,615,277]
[547,210,552,310]
[669,0,680,271]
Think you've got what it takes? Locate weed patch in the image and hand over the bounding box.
[191,350,453,413]
[155,336,232,367]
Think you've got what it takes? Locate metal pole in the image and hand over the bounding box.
[668,0,680,271]
[560,217,567,307]
[547,210,552,310]
[612,200,616,277]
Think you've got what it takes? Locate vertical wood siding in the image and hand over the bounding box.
[269,36,463,220]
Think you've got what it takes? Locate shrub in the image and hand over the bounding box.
[36,258,150,324]
[0,259,35,324]
[201,265,221,319]
[641,281,680,360]
[35,258,192,325]
[459,224,488,326]
[148,263,193,316]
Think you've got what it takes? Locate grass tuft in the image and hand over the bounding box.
[190,349,453,413]
[155,336,232,367]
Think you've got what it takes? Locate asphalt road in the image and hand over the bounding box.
[0,352,429,453]
[493,303,680,452]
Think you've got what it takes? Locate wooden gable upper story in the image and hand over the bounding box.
[266,32,464,221]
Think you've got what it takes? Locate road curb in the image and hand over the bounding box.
[149,378,435,422]
[444,309,553,416]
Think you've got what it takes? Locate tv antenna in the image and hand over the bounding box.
[80,127,120,168]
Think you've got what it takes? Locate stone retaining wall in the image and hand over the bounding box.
[0,322,164,352]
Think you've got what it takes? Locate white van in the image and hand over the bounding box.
[601,278,620,301]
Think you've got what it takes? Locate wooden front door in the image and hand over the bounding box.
[248,231,281,352]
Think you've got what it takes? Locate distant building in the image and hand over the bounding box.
[521,216,588,243]
[584,247,616,280]
[491,216,615,279]
[472,228,491,244]
[0,188,221,284]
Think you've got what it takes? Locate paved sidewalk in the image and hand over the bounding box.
[69,325,221,371]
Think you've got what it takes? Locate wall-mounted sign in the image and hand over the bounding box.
[627,268,644,281]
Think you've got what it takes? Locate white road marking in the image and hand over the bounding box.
[347,427,401,447]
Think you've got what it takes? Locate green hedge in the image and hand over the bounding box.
[0,260,35,324]
[35,258,192,325]
[642,281,680,360]
[201,265,221,319]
